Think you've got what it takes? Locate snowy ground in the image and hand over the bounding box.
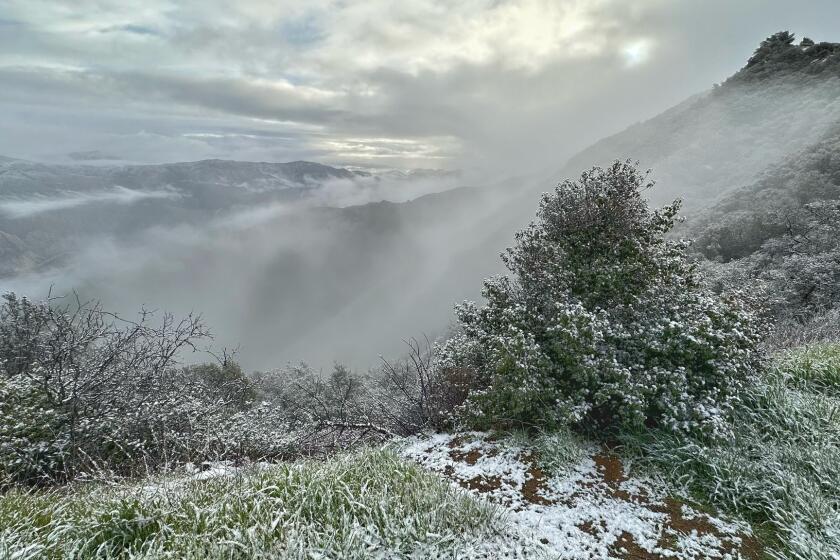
[400,433,762,560]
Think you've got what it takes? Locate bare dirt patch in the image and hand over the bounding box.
[594,452,635,502]
[519,452,554,506]
[450,448,483,465]
[610,532,668,560]
[594,452,626,486]
[463,475,503,493]
[647,497,763,560]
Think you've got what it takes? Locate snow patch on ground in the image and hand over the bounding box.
[400,432,758,559]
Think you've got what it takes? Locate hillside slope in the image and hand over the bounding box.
[686,122,840,320]
[560,32,840,211]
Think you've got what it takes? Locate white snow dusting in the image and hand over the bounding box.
[400,432,756,559]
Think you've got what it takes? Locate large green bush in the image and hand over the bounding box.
[443,161,766,437]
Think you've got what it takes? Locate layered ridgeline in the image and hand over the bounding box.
[0,159,459,277]
[0,159,348,276]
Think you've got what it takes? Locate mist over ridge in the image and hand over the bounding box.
[2,29,840,373]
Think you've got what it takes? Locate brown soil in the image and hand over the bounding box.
[594,452,627,486]
[594,452,634,502]
[443,464,501,493]
[462,475,503,493]
[520,457,553,506]
[449,448,483,465]
[738,535,766,560]
[596,453,762,560]
[610,532,670,560]
[447,436,466,449]
[653,497,718,535]
[648,497,763,560]
[576,521,604,536]
[448,435,496,466]
[521,467,552,505]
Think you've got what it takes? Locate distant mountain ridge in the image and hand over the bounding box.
[0,157,461,278]
[0,158,363,196]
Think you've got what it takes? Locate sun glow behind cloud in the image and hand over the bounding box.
[313,0,614,74]
[622,39,653,67]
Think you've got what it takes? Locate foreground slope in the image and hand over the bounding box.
[402,433,761,559]
[0,436,762,560]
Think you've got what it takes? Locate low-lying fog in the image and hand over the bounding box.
[0,168,521,371]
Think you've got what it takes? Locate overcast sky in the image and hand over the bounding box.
[1,0,838,170]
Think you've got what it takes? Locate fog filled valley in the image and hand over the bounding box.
[0,160,476,369]
[3,15,840,560]
[4,36,840,371]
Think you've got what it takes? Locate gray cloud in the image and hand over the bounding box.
[2,0,839,169]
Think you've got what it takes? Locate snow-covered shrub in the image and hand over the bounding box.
[0,374,69,486]
[0,292,244,484]
[1,292,461,485]
[251,355,458,452]
[444,161,766,437]
[251,337,475,446]
[378,337,475,431]
[181,361,258,410]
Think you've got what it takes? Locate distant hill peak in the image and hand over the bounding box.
[725,31,840,85]
[67,150,122,161]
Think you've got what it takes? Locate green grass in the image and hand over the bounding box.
[619,343,840,560]
[0,449,508,559]
[500,427,589,475]
[774,343,840,396]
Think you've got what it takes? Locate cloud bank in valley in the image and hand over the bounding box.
[0,186,515,371]
[0,187,180,218]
